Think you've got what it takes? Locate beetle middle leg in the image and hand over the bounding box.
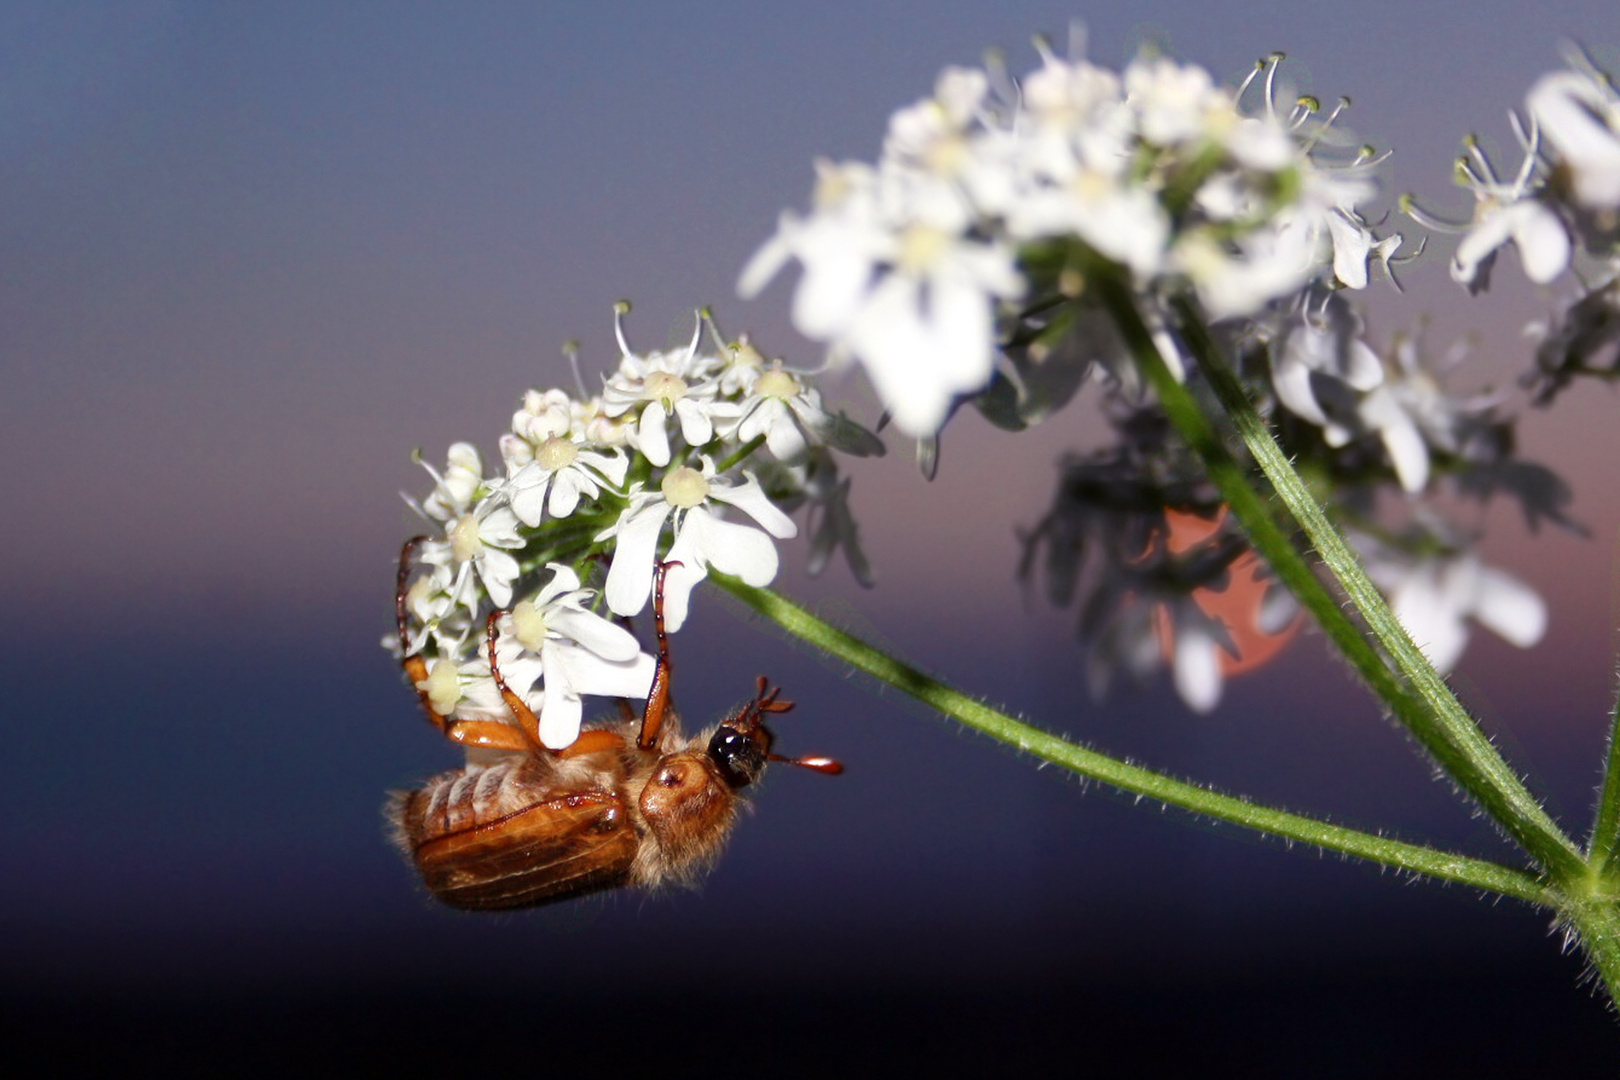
[484,609,628,759]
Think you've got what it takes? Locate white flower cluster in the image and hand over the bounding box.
[393,307,881,750]
[1240,286,1527,496]
[741,35,1391,438]
[730,30,1566,711]
[1406,48,1620,402]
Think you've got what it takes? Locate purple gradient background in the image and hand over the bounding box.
[4,1,1620,1069]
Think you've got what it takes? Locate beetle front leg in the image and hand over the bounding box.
[636,560,680,750]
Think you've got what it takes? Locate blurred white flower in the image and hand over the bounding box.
[737,160,886,339]
[1174,224,1319,322]
[1126,54,1230,148]
[743,44,1387,440]
[1360,543,1546,673]
[1453,196,1571,293]
[741,161,1022,438]
[1528,64,1620,211]
[1269,290,1385,435]
[1263,293,1502,493]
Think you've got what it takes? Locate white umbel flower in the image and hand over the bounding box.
[415,442,486,523]
[598,456,797,631]
[600,310,729,467]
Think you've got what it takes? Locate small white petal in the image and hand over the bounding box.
[1342,338,1385,392]
[535,563,581,603]
[674,397,715,448]
[537,688,583,750]
[764,415,810,462]
[1172,623,1223,713]
[1471,568,1547,649]
[1326,211,1372,290]
[548,474,584,518]
[1452,213,1508,289]
[1272,350,1328,425]
[680,508,781,586]
[479,504,524,546]
[478,548,520,608]
[710,473,798,539]
[507,467,548,527]
[1513,202,1572,284]
[1392,568,1467,673]
[581,448,629,487]
[553,644,656,700]
[1361,391,1429,492]
[652,551,706,634]
[548,606,643,663]
[604,501,672,617]
[636,405,672,467]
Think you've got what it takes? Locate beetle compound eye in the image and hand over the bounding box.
[708,727,768,789]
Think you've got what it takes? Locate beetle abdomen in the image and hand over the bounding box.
[392,758,639,909]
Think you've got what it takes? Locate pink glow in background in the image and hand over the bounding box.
[4,1,1620,1068]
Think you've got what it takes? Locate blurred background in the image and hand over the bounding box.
[3,0,1618,1071]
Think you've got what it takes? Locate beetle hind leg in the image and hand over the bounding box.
[395,537,532,753]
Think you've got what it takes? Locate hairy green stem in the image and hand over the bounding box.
[1591,690,1620,882]
[1563,890,1620,1005]
[714,574,1551,904]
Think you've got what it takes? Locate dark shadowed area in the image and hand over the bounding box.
[3,1,1618,1071]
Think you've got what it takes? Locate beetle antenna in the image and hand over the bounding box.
[769,753,844,775]
[744,676,842,776]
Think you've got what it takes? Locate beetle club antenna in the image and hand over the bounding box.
[742,676,845,776]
